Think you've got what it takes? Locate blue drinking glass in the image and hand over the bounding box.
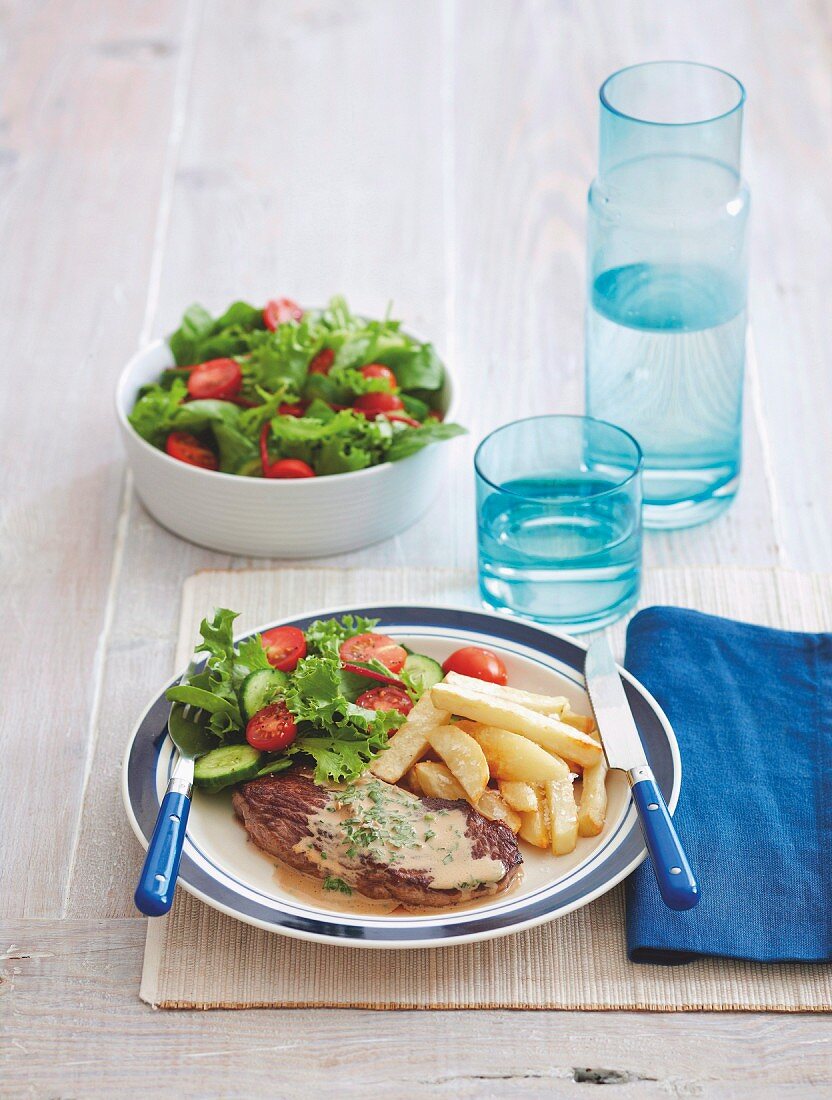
[475,415,643,632]
[585,62,749,529]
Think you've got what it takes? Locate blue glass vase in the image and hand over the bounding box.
[585,62,749,529]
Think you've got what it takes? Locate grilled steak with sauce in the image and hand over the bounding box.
[232,769,523,907]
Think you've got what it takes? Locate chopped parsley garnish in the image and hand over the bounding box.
[337,779,419,858]
[322,876,353,896]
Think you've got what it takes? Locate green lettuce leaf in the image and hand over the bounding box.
[128,379,188,446]
[168,304,214,366]
[212,420,259,474]
[386,420,467,462]
[168,300,264,365]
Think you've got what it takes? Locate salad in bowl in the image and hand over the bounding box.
[129,296,464,479]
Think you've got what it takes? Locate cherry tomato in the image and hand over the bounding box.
[187,358,242,401]
[355,685,414,716]
[165,431,218,470]
[309,348,335,375]
[245,700,297,751]
[264,458,316,479]
[442,646,508,686]
[278,402,305,417]
[353,392,405,417]
[360,363,397,390]
[263,298,303,330]
[260,625,307,672]
[339,632,407,673]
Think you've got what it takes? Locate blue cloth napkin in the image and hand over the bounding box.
[623,605,831,965]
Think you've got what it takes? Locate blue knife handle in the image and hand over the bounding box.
[629,767,699,911]
[134,786,191,916]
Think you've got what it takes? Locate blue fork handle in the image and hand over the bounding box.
[629,767,700,911]
[134,786,191,916]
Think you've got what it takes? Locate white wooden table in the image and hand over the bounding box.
[2,1,830,1095]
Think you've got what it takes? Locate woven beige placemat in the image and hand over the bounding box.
[140,565,832,1011]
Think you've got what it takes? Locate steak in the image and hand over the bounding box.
[232,769,523,907]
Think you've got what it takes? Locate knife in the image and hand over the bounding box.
[134,662,214,916]
[584,636,699,911]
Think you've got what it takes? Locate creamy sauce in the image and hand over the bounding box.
[292,775,506,894]
[273,861,401,915]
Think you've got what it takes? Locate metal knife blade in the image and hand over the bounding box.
[584,636,648,773]
[583,634,700,911]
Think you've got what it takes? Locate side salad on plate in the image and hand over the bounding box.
[172,609,450,792]
[129,296,465,478]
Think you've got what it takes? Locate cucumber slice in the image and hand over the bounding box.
[403,653,443,693]
[193,743,262,793]
[240,668,286,722]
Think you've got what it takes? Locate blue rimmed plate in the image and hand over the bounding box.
[122,605,680,949]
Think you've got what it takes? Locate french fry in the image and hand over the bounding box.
[370,692,450,783]
[470,726,564,783]
[454,719,481,736]
[498,780,538,813]
[476,789,522,833]
[518,790,549,848]
[400,766,422,795]
[560,704,596,735]
[412,763,520,832]
[412,761,466,801]
[577,728,608,837]
[443,671,568,716]
[426,725,490,802]
[430,681,602,768]
[543,756,578,855]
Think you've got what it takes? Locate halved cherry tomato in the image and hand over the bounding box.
[355,685,413,717]
[259,424,316,478]
[187,358,242,401]
[442,646,508,686]
[341,661,403,687]
[165,431,218,470]
[265,458,315,479]
[263,298,303,330]
[353,392,405,417]
[260,625,307,671]
[309,348,335,375]
[360,363,398,390]
[245,700,297,751]
[278,402,305,417]
[339,633,407,673]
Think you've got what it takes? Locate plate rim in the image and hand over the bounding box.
[122,602,681,949]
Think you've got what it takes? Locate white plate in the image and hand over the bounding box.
[123,604,680,948]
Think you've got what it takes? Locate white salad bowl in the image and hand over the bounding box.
[115,337,458,558]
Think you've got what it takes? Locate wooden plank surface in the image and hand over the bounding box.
[2,0,831,1094]
[2,921,830,1099]
[0,0,189,917]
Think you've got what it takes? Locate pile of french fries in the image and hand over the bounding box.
[370,670,609,857]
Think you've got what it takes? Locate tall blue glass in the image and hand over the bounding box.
[585,62,749,528]
[476,415,643,632]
